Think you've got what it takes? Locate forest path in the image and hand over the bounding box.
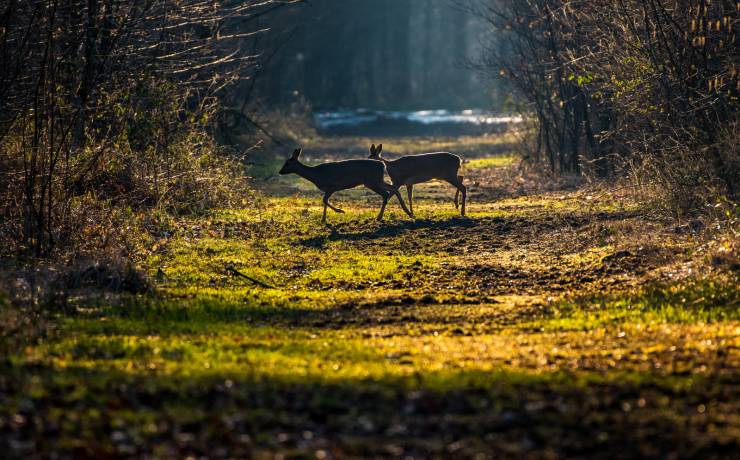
[3,133,738,458]
[254,132,682,301]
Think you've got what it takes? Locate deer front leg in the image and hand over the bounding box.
[387,184,413,218]
[377,193,389,221]
[323,192,345,214]
[372,189,391,221]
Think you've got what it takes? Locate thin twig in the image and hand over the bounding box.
[225,266,275,289]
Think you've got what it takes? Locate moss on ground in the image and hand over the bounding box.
[1,135,738,459]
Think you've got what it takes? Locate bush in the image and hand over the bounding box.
[0,0,274,258]
[626,121,740,217]
[475,0,739,215]
[0,74,253,260]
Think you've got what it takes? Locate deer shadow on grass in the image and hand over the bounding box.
[299,216,479,249]
[298,208,646,250]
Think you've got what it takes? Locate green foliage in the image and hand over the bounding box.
[568,72,594,87]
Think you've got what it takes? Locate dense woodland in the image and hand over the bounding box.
[249,0,489,110]
[0,2,738,458]
[474,0,739,199]
[0,0,297,257]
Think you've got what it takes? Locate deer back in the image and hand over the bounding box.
[311,159,387,191]
[386,152,461,184]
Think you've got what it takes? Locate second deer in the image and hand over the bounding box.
[368,144,467,216]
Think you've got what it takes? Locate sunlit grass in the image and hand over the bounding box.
[28,292,736,398]
[466,154,519,170]
[303,132,520,156]
[526,277,740,332]
[3,148,738,457]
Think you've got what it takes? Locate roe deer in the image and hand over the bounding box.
[368,144,467,216]
[279,148,412,223]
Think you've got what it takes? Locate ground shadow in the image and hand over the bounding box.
[299,217,479,248]
[298,209,643,250]
[1,360,735,459]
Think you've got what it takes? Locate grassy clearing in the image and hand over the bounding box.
[1,134,738,459]
[248,131,519,180]
[466,154,519,170]
[301,131,520,158]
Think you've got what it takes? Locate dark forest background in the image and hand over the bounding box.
[247,0,491,110]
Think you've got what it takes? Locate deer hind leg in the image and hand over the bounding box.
[454,174,464,209]
[406,184,415,217]
[446,176,467,216]
[457,175,467,216]
[323,192,345,214]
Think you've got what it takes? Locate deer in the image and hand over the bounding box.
[368,144,467,216]
[278,148,413,223]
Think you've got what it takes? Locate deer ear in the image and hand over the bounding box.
[370,144,376,155]
[377,144,383,154]
[291,148,302,159]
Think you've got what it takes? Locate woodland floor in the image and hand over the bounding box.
[1,133,739,459]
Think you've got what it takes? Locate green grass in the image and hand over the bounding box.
[2,135,738,458]
[528,278,740,332]
[466,154,519,170]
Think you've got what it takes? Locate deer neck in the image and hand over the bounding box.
[292,161,323,187]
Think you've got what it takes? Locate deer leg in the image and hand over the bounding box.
[454,189,460,209]
[456,176,467,216]
[446,176,467,216]
[376,190,390,221]
[323,192,345,214]
[458,176,467,216]
[386,184,412,218]
[406,184,415,216]
[366,184,391,221]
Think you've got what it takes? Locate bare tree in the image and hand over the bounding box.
[0,0,302,256]
[471,0,739,210]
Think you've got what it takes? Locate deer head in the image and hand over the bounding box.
[279,148,303,175]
